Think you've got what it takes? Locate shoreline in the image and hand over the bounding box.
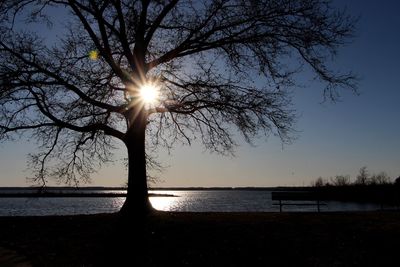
[0,192,177,198]
[1,186,398,204]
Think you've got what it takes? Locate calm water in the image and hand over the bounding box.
[0,190,385,216]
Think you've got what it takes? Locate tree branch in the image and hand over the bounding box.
[28,88,124,140]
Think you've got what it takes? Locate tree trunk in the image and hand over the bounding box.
[120,109,154,216]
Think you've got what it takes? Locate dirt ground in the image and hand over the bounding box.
[1,211,400,266]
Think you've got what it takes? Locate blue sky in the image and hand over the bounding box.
[0,0,399,187]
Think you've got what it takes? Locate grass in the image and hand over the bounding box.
[1,211,400,266]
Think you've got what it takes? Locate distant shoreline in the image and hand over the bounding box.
[1,186,398,204]
[0,186,305,191]
[0,192,176,198]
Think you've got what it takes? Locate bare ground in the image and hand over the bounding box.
[1,212,400,266]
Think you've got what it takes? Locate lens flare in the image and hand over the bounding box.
[88,50,99,60]
[139,83,159,104]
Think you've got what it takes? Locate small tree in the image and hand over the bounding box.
[0,0,356,215]
[395,176,400,186]
[330,175,351,187]
[355,166,369,185]
[311,177,325,187]
[369,172,391,185]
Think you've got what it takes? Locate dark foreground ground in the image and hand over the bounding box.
[1,212,400,266]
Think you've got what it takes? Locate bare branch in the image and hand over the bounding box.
[1,0,356,187]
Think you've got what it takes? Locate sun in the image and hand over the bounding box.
[139,83,159,104]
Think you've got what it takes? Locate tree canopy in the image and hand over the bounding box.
[1,0,356,193]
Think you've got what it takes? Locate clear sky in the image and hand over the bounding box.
[0,0,399,187]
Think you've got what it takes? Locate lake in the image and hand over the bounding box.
[0,189,386,216]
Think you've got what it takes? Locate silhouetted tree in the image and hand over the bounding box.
[395,176,400,186]
[330,175,351,186]
[369,172,391,185]
[355,166,369,185]
[0,0,356,215]
[311,177,326,187]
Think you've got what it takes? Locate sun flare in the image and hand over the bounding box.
[139,83,159,104]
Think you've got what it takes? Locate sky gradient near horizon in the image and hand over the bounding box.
[1,0,399,187]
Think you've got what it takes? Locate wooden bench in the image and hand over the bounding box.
[271,191,326,212]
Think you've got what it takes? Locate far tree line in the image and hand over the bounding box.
[311,167,400,187]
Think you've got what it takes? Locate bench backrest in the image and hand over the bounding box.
[271,191,321,201]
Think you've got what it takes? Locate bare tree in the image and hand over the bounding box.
[369,172,391,185]
[311,177,326,187]
[0,0,356,215]
[355,166,369,185]
[330,175,351,186]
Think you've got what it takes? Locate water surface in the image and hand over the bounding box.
[0,189,386,216]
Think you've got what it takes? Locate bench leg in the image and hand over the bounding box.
[279,200,282,212]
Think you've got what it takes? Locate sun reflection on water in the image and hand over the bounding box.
[149,196,178,211]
